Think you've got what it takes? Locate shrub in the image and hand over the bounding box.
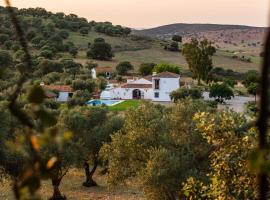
[209,83,234,103]
[116,61,134,75]
[170,87,202,102]
[153,63,181,74]
[172,35,182,42]
[139,63,156,76]
[87,38,114,60]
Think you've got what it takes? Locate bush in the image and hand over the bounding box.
[80,27,89,35]
[39,50,54,59]
[170,87,202,102]
[153,63,181,74]
[139,63,156,76]
[87,38,114,60]
[58,30,70,39]
[172,35,182,42]
[245,102,258,117]
[223,77,237,88]
[72,79,96,93]
[116,61,134,75]
[209,83,234,103]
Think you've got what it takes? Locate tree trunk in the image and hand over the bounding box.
[82,160,98,187]
[198,78,201,85]
[255,94,257,103]
[49,178,66,200]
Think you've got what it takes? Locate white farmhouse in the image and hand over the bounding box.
[101,71,180,102]
[42,85,73,102]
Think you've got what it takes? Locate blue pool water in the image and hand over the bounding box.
[86,99,124,106]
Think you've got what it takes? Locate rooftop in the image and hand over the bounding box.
[153,71,180,78]
[121,83,152,89]
[42,85,73,93]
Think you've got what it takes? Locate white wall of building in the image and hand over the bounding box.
[152,77,180,102]
[101,76,180,101]
[57,92,70,102]
[109,87,153,100]
[91,68,97,79]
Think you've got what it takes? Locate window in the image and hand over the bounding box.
[154,92,159,98]
[154,79,160,89]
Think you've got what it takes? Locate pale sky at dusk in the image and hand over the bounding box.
[1,0,269,28]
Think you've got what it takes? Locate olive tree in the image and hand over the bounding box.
[60,106,124,187]
[101,100,211,200]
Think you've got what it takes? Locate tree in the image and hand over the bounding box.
[247,82,259,102]
[168,41,180,52]
[242,70,260,88]
[139,63,156,76]
[116,61,134,75]
[42,137,80,200]
[69,46,78,57]
[223,77,237,88]
[58,30,69,39]
[101,100,211,199]
[40,49,54,59]
[172,35,182,43]
[80,27,89,35]
[153,63,181,74]
[182,110,256,199]
[85,61,98,70]
[38,59,64,75]
[209,83,234,103]
[86,38,114,60]
[170,87,202,102]
[72,79,96,93]
[61,59,81,79]
[182,38,216,85]
[60,106,124,187]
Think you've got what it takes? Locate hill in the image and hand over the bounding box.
[135,23,266,38]
[0,7,264,78]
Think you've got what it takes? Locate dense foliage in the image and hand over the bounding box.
[139,63,156,76]
[170,87,202,102]
[116,61,134,75]
[101,99,211,200]
[182,38,216,84]
[182,110,257,199]
[209,83,234,103]
[86,38,114,60]
[153,63,181,74]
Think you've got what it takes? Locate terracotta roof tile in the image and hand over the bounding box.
[43,85,73,92]
[153,71,180,78]
[121,83,152,89]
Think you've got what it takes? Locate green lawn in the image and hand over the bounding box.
[108,100,141,111]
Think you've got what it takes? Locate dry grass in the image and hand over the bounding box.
[0,169,143,200]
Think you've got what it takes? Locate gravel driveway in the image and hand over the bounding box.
[203,92,255,113]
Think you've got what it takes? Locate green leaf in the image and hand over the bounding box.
[28,85,46,104]
[184,190,190,197]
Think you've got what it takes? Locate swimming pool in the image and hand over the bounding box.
[86,99,124,106]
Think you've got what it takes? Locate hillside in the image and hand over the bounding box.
[135,23,266,38]
[0,7,263,77]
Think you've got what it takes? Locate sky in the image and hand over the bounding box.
[1,0,269,28]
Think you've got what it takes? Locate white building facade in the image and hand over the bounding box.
[101,71,180,102]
